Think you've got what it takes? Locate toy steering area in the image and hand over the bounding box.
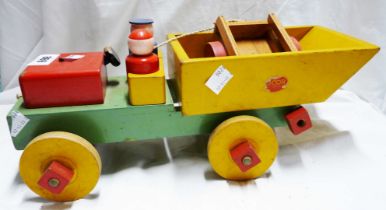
[6,13,379,202]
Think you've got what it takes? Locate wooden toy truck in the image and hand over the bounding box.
[6,14,379,202]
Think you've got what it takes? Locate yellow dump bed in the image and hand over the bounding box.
[168,25,379,116]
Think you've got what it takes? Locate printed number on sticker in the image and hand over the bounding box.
[205,65,233,95]
[29,54,59,66]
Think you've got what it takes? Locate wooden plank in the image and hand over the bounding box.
[228,20,268,26]
[267,13,298,52]
[229,23,270,40]
[266,30,283,53]
[237,39,272,55]
[215,16,239,56]
[254,40,272,53]
[236,40,257,55]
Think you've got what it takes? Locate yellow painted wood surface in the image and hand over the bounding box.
[19,131,101,202]
[168,25,379,116]
[128,52,166,105]
[208,115,278,180]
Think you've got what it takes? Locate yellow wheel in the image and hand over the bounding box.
[19,131,101,202]
[208,116,278,180]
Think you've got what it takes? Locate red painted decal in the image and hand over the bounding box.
[266,76,288,92]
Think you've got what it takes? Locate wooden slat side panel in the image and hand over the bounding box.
[215,16,239,56]
[268,13,298,52]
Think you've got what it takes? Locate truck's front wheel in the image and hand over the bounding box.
[19,131,101,202]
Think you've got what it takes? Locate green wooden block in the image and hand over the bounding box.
[7,76,291,150]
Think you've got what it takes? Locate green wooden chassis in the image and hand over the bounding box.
[7,76,293,150]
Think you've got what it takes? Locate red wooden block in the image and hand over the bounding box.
[38,161,74,194]
[125,53,159,74]
[19,52,107,108]
[230,141,261,172]
[285,106,312,135]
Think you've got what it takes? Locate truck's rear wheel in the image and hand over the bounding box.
[19,131,101,202]
[208,116,278,180]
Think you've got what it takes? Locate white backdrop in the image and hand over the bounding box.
[0,0,385,111]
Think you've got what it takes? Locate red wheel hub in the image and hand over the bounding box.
[38,161,74,194]
[230,141,261,172]
[285,106,312,135]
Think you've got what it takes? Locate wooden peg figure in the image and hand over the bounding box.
[126,29,159,74]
